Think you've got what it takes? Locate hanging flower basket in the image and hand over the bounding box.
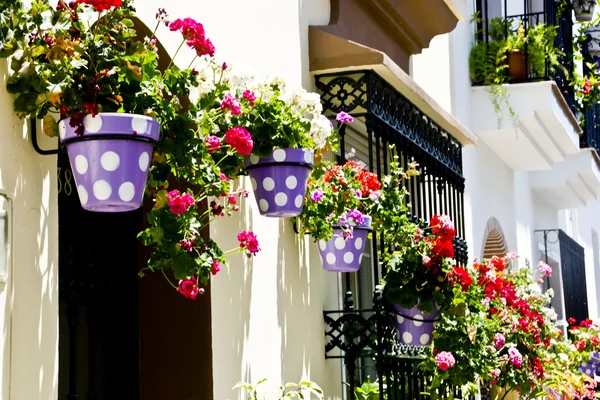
[318,216,372,273]
[574,0,597,22]
[586,27,600,57]
[580,352,600,376]
[245,148,314,217]
[59,112,160,212]
[393,304,438,347]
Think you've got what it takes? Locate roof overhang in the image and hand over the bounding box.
[309,27,477,147]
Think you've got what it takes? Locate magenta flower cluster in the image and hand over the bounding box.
[166,190,195,215]
[220,92,242,115]
[434,351,456,371]
[238,231,261,257]
[169,18,215,57]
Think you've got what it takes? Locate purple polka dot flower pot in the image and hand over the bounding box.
[59,113,160,212]
[580,352,600,377]
[318,216,372,273]
[245,148,314,218]
[393,304,438,346]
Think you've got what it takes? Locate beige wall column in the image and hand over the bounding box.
[0,60,59,400]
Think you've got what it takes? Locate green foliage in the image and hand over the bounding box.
[236,379,324,400]
[469,14,566,127]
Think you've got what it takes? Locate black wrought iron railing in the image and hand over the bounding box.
[475,0,576,111]
[316,70,469,400]
[537,229,589,323]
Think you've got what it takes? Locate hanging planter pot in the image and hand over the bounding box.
[245,148,314,218]
[573,0,598,22]
[507,50,527,81]
[579,352,600,376]
[59,112,160,212]
[586,27,600,57]
[318,216,372,273]
[393,304,439,347]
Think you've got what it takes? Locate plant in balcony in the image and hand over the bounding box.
[573,70,600,125]
[572,0,599,22]
[378,205,458,347]
[420,255,564,399]
[470,14,565,127]
[294,149,382,273]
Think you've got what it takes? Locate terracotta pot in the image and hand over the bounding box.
[507,50,527,81]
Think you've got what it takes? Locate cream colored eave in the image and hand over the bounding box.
[309,28,477,147]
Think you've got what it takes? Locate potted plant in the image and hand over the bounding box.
[505,22,528,81]
[240,84,341,218]
[380,214,457,347]
[236,379,323,400]
[421,255,566,399]
[573,0,599,22]
[0,0,178,211]
[295,148,381,272]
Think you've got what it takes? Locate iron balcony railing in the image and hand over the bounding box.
[475,0,576,112]
[536,229,589,323]
[316,70,468,400]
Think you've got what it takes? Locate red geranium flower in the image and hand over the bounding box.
[77,0,122,12]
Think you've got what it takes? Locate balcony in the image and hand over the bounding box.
[470,0,582,171]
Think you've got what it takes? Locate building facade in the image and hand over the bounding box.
[2,0,598,399]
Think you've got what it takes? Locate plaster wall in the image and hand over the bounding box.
[135,2,342,400]
[0,60,59,399]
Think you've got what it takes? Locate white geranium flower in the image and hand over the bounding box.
[310,114,333,148]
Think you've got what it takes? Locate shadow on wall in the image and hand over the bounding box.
[0,60,59,399]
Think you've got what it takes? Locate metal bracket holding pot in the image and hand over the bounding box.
[31,119,60,156]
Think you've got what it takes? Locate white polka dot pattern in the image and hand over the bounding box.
[83,114,103,132]
[138,152,150,172]
[75,155,88,175]
[273,149,286,162]
[118,182,135,202]
[78,185,88,205]
[286,176,297,189]
[274,192,288,206]
[131,116,148,133]
[101,151,120,171]
[93,180,112,201]
[263,177,275,191]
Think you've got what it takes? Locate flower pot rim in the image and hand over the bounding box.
[332,215,373,230]
[59,112,160,146]
[245,148,314,171]
[393,303,441,322]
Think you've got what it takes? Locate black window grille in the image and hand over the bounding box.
[537,229,588,323]
[316,70,470,399]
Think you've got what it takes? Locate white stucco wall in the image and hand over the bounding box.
[0,60,59,399]
[137,2,342,399]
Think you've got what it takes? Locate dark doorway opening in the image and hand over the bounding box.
[58,150,142,399]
